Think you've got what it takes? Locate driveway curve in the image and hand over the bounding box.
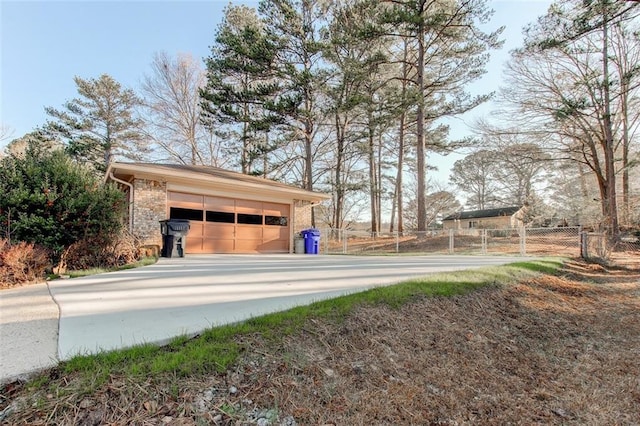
[1,254,529,382]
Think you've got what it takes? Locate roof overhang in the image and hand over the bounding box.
[105,162,330,204]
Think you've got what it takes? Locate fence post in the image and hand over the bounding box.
[578,226,582,254]
[580,231,588,258]
[343,229,347,254]
[482,229,487,255]
[325,228,329,254]
[519,226,526,256]
[449,229,454,254]
[321,228,325,254]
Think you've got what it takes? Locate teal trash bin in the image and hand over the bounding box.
[302,228,320,254]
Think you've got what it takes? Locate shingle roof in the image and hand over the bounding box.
[442,206,522,221]
[126,163,301,190]
[105,162,330,202]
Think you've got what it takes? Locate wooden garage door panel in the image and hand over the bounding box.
[204,223,234,239]
[204,196,235,212]
[184,222,204,254]
[168,192,204,208]
[168,191,290,253]
[263,202,289,216]
[260,240,288,252]
[187,222,204,237]
[203,239,234,253]
[263,227,288,240]
[235,239,262,253]
[236,225,263,239]
[235,199,262,214]
[185,236,203,253]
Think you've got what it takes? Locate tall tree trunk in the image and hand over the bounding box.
[368,111,378,235]
[304,116,315,226]
[621,90,629,226]
[104,127,113,166]
[394,39,410,235]
[395,112,405,235]
[390,183,397,232]
[601,2,619,237]
[241,118,249,174]
[416,16,427,232]
[577,160,590,199]
[612,21,632,227]
[333,112,345,231]
[190,124,197,165]
[263,132,269,179]
[377,132,383,232]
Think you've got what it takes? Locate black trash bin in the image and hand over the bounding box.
[159,219,191,258]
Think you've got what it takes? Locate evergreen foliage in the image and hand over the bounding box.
[0,135,127,261]
[200,4,284,175]
[45,74,148,173]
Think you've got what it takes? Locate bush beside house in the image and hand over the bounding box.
[0,138,137,286]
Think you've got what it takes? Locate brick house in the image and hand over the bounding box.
[105,163,330,254]
[442,206,525,230]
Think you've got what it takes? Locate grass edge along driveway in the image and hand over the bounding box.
[3,259,563,423]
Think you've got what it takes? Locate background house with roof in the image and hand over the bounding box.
[442,206,525,230]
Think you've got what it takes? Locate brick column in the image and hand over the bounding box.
[293,200,312,232]
[132,178,167,247]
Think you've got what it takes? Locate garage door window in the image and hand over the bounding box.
[237,213,262,225]
[206,211,235,223]
[170,207,203,221]
[265,215,288,226]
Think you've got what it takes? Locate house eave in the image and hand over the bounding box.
[105,162,330,204]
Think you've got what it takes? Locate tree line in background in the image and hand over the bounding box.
[1,0,639,239]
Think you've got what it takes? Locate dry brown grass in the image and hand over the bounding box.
[2,259,639,425]
[326,233,583,257]
[0,239,50,288]
[236,260,639,425]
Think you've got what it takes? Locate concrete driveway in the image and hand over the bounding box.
[1,254,528,383]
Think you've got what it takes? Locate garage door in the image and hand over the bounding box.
[167,192,290,254]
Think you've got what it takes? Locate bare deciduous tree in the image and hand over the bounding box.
[141,51,228,167]
[508,0,640,236]
[0,124,14,143]
[449,150,500,210]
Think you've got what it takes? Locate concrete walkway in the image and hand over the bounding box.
[1,254,528,383]
[0,283,59,384]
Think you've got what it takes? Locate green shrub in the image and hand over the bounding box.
[0,135,127,263]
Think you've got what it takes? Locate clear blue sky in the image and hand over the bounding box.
[1,0,552,172]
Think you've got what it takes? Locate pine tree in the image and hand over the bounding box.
[258,0,329,193]
[200,4,283,175]
[379,0,503,231]
[45,74,148,172]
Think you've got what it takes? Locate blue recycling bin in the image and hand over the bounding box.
[302,228,320,254]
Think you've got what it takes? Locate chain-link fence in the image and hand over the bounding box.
[320,227,582,257]
[580,231,640,262]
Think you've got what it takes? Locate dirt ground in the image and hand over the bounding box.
[2,258,639,425]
